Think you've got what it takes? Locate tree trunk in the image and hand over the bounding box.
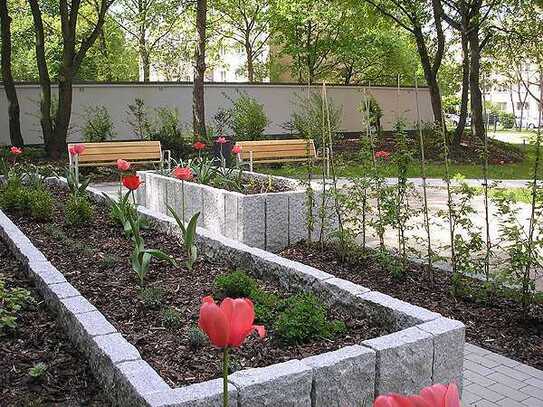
[245,39,254,82]
[453,32,470,148]
[0,0,23,146]
[413,26,444,128]
[28,0,53,152]
[468,26,485,139]
[138,23,150,81]
[192,0,207,138]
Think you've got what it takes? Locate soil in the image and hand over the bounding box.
[280,242,543,370]
[3,185,387,387]
[0,240,110,406]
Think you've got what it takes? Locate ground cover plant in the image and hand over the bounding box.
[1,183,389,387]
[0,240,109,406]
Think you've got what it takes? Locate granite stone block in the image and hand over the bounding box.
[237,194,265,249]
[202,184,225,235]
[264,193,289,252]
[146,379,237,407]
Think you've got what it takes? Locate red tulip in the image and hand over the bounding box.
[122,175,143,191]
[198,296,265,348]
[375,150,391,160]
[173,166,193,181]
[419,383,459,407]
[216,136,227,144]
[194,141,206,150]
[10,146,22,155]
[117,159,131,171]
[231,145,242,154]
[69,144,85,156]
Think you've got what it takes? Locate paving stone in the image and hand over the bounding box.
[145,379,237,407]
[357,291,441,330]
[525,378,543,390]
[464,383,505,403]
[464,360,495,377]
[484,352,521,368]
[486,373,525,391]
[519,385,543,401]
[521,397,543,406]
[465,353,502,369]
[301,345,375,407]
[496,399,530,407]
[487,383,529,402]
[472,400,503,407]
[418,317,465,388]
[494,365,532,382]
[464,370,497,388]
[462,389,482,405]
[229,359,313,407]
[362,326,433,396]
[515,364,543,381]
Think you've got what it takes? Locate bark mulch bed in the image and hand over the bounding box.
[0,240,110,407]
[281,242,543,370]
[3,185,387,387]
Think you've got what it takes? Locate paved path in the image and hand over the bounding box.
[463,344,543,407]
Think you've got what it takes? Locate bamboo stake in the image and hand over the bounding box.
[442,110,457,275]
[319,83,328,248]
[415,74,433,284]
[481,85,491,283]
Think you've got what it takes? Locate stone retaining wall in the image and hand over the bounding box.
[136,170,339,252]
[0,178,465,407]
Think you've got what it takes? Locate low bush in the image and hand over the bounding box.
[147,107,191,158]
[273,292,346,344]
[215,269,258,299]
[139,286,164,309]
[0,278,33,330]
[0,180,53,221]
[187,326,207,349]
[65,194,93,226]
[82,105,114,142]
[0,178,28,211]
[28,188,54,221]
[162,307,183,329]
[499,112,516,129]
[227,92,269,141]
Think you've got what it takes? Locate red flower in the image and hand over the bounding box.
[375,150,391,160]
[117,159,131,171]
[231,145,242,154]
[194,141,206,150]
[69,144,85,156]
[173,166,193,181]
[10,146,22,155]
[373,383,460,407]
[216,136,227,144]
[198,296,265,348]
[122,175,143,191]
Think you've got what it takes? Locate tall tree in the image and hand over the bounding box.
[363,0,447,127]
[113,0,188,81]
[0,0,24,146]
[193,0,207,138]
[29,0,115,158]
[213,0,270,82]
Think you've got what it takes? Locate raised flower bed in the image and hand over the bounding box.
[0,179,464,407]
[136,170,338,251]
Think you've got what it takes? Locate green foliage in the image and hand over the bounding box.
[226,92,269,141]
[65,167,91,198]
[104,190,137,236]
[162,307,183,329]
[65,194,93,226]
[290,92,342,149]
[127,98,151,140]
[215,270,257,298]
[139,286,164,309]
[499,112,516,129]
[274,292,345,344]
[82,105,114,142]
[0,277,32,331]
[0,177,28,211]
[28,362,47,380]
[188,326,207,349]
[167,206,200,271]
[28,188,54,221]
[147,107,190,158]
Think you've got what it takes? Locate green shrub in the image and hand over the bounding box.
[28,188,53,221]
[0,178,28,211]
[273,292,346,344]
[0,278,32,331]
[227,92,269,141]
[215,270,258,298]
[82,105,114,142]
[139,286,164,309]
[65,194,93,226]
[162,307,183,329]
[499,112,516,129]
[187,326,207,349]
[250,287,280,323]
[147,107,190,158]
[28,362,47,380]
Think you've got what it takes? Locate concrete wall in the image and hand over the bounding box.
[0,82,434,145]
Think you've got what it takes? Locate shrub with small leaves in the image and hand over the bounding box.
[215,270,257,299]
[187,326,207,349]
[28,188,54,221]
[273,292,346,344]
[139,286,164,309]
[65,194,93,226]
[28,362,47,380]
[0,277,32,331]
[0,177,29,211]
[162,307,183,329]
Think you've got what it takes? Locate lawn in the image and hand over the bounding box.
[259,144,539,180]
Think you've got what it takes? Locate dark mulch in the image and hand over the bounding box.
[281,242,543,370]
[4,185,387,387]
[0,240,110,407]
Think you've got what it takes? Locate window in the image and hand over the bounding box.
[517,102,529,110]
[497,102,507,111]
[220,70,227,82]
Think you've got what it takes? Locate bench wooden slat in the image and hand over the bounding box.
[80,146,161,155]
[68,141,166,168]
[78,152,162,162]
[69,141,161,148]
[237,139,311,145]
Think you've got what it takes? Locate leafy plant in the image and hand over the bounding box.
[162,307,183,329]
[188,326,207,349]
[147,106,190,157]
[139,286,164,309]
[226,92,269,141]
[215,270,258,298]
[0,277,32,330]
[127,98,151,140]
[65,194,93,226]
[168,205,200,271]
[103,190,137,236]
[273,292,345,344]
[28,188,54,221]
[28,362,47,380]
[82,105,114,142]
[65,167,90,198]
[127,210,176,286]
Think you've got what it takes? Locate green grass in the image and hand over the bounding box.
[260,145,538,180]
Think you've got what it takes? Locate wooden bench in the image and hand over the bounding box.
[68,141,171,171]
[235,139,322,172]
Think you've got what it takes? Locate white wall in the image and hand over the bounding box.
[0,83,434,145]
